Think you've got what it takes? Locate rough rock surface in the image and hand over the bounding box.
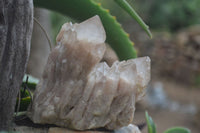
[13,126,48,133]
[28,16,150,130]
[49,127,108,133]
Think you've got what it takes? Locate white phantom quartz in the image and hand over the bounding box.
[115,124,141,133]
[28,15,150,131]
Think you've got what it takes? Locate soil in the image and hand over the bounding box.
[134,78,200,133]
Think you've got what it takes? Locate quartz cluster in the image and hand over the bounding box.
[28,16,150,130]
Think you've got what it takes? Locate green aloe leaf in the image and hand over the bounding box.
[15,74,38,112]
[164,127,191,133]
[15,96,31,112]
[22,74,39,90]
[114,0,152,38]
[145,111,157,133]
[34,0,137,60]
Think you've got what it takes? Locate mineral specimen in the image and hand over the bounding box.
[28,15,150,130]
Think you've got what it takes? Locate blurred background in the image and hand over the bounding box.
[28,0,200,132]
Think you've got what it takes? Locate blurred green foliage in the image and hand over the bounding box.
[50,0,200,36]
[135,0,200,31]
[94,0,200,32]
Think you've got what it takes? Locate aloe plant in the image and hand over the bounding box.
[34,0,151,60]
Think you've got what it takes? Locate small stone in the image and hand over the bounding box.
[114,124,141,133]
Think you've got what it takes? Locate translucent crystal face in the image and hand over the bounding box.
[76,15,106,44]
[56,15,106,44]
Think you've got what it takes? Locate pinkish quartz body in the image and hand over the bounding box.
[28,16,150,130]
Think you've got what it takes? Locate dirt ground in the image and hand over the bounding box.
[134,78,200,133]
